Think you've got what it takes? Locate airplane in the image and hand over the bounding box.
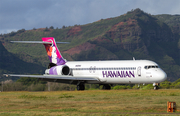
[4,37,167,90]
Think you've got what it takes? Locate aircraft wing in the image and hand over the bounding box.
[3,74,99,81]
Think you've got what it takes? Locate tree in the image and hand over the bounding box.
[62,25,66,29]
[44,27,49,32]
[49,26,54,29]
[17,29,25,33]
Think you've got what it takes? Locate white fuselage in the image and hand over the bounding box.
[65,60,167,84]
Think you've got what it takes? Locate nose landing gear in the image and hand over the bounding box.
[153,83,159,90]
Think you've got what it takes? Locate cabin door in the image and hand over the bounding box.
[137,66,141,77]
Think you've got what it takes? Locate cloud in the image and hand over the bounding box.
[0,0,180,34]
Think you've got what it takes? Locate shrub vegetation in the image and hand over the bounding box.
[0,77,180,91]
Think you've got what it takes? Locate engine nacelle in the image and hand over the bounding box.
[45,65,70,75]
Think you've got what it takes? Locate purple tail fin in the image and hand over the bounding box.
[42,37,66,65]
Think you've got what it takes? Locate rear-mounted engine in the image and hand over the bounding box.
[45,65,70,75]
[61,65,70,75]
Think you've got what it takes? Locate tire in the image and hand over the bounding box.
[102,84,111,90]
[154,85,159,90]
[77,84,85,91]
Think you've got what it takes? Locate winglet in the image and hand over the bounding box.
[42,37,66,65]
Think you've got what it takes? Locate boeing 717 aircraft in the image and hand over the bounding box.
[4,37,167,90]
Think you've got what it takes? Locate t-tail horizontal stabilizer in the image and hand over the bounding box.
[10,37,69,66]
[10,41,69,44]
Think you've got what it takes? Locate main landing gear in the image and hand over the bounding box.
[76,84,112,91]
[77,83,85,91]
[102,84,111,90]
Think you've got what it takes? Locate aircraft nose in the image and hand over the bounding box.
[159,69,167,82]
[153,69,167,82]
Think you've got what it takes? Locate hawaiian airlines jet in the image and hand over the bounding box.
[4,37,167,90]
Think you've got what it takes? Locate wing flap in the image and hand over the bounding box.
[4,74,99,81]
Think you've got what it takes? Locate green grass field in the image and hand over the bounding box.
[0,90,180,116]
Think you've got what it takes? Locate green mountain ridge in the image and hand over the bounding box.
[0,8,180,81]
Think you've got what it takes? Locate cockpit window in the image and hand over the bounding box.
[144,65,159,69]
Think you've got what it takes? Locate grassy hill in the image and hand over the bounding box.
[0,8,180,81]
[0,41,45,81]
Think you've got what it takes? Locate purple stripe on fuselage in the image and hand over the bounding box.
[49,67,58,75]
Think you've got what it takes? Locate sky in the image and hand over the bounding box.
[1,0,180,34]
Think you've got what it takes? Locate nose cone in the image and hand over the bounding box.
[152,69,167,83]
[158,69,167,82]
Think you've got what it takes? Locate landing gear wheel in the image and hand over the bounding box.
[77,84,85,91]
[102,84,111,90]
[154,85,159,90]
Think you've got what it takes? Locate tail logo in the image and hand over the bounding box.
[42,37,66,65]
